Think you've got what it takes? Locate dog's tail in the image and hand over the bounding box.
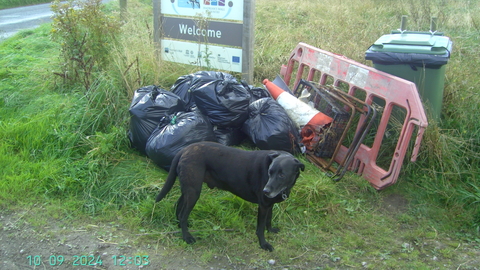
[155,151,181,203]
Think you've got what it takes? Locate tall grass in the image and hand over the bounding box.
[253,0,480,230]
[108,0,207,96]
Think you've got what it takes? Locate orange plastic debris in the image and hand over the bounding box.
[263,78,332,127]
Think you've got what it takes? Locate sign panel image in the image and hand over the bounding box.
[161,39,242,72]
[162,0,243,21]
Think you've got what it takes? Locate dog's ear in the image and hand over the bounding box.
[296,159,305,171]
[268,152,280,162]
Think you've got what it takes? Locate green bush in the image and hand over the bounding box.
[50,0,121,91]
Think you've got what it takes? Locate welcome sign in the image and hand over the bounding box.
[154,0,254,81]
[162,16,243,47]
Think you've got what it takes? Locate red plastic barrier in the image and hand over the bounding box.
[280,43,428,190]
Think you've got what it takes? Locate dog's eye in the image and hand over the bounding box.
[279,173,285,178]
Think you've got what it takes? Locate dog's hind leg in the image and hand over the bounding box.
[256,205,274,251]
[175,194,197,244]
[176,175,203,244]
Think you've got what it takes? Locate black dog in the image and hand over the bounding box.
[155,141,305,251]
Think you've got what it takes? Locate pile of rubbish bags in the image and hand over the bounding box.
[128,71,302,171]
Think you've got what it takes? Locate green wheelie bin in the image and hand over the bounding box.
[365,24,453,120]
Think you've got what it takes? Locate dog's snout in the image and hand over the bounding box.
[263,187,271,194]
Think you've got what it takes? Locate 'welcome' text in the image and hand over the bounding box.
[178,24,222,39]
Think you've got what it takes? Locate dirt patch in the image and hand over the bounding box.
[2,206,480,270]
[0,211,240,270]
[381,193,409,214]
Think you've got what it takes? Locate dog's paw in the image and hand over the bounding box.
[268,227,280,234]
[260,242,274,252]
[183,234,196,244]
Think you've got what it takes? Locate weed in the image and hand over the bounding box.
[401,242,415,253]
[459,183,480,206]
[50,0,121,91]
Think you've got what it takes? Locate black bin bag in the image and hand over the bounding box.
[171,71,238,111]
[213,126,246,146]
[242,98,302,154]
[145,110,217,171]
[242,81,271,103]
[190,72,250,128]
[128,85,185,155]
[170,73,195,110]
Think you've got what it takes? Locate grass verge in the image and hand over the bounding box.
[0,0,51,9]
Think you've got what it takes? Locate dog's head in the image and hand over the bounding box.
[263,152,305,199]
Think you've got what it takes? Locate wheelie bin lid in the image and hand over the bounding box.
[365,33,453,67]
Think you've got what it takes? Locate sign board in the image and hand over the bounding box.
[153,0,254,83]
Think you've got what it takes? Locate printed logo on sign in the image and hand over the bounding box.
[165,0,240,21]
[204,0,225,6]
[177,0,200,9]
[176,0,228,9]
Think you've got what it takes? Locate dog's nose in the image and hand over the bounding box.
[263,187,271,194]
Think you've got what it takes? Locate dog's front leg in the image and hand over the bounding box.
[266,206,280,233]
[256,205,274,251]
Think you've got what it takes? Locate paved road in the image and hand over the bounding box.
[0,3,53,41]
[0,1,114,41]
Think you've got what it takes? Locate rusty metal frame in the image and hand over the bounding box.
[327,86,377,181]
[294,80,376,182]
